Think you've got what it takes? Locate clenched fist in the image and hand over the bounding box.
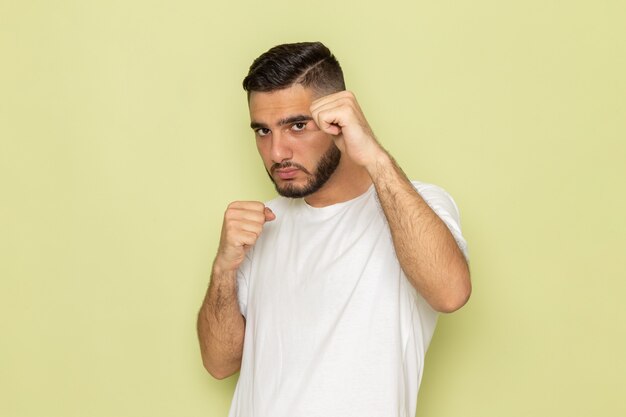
[310,91,386,170]
[214,201,275,273]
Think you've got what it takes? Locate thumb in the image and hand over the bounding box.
[264,207,276,222]
[321,121,342,136]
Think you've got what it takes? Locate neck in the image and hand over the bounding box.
[303,158,372,208]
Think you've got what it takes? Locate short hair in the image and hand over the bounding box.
[242,42,345,97]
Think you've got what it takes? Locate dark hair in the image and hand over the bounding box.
[242,42,345,97]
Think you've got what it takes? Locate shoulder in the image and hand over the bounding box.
[410,181,461,219]
[411,180,468,260]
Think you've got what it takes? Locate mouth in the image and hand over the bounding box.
[274,167,300,180]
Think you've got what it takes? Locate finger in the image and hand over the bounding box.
[236,230,260,247]
[264,207,276,222]
[234,206,275,224]
[225,201,267,224]
[310,97,345,117]
[321,122,342,136]
[313,109,344,136]
[236,219,264,237]
[310,91,355,111]
[227,207,266,224]
[224,216,261,241]
[227,200,266,212]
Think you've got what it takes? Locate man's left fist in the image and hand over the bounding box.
[310,91,385,169]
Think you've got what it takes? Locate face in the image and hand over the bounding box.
[249,85,341,198]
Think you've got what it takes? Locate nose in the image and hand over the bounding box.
[270,132,293,163]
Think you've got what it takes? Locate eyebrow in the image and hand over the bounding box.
[250,114,313,130]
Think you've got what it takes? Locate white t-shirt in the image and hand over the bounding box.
[230,181,468,417]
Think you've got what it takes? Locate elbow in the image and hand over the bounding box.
[208,369,233,381]
[433,268,472,314]
[202,358,238,380]
[200,346,241,380]
[435,284,471,313]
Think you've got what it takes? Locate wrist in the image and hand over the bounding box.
[364,148,392,177]
[212,257,238,278]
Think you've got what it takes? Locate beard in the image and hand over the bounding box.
[267,143,341,198]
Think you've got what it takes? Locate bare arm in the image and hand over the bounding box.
[311,91,471,313]
[197,266,245,379]
[197,201,275,379]
[367,152,471,312]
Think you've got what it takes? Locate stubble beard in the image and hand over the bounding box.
[267,144,341,199]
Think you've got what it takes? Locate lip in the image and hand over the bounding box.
[275,168,300,180]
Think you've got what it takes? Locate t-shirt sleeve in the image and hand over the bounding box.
[236,249,254,318]
[412,181,469,262]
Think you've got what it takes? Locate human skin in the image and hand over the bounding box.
[197,85,471,379]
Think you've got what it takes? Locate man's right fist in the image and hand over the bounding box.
[214,201,275,273]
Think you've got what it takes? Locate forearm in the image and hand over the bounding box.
[197,265,245,379]
[309,91,470,312]
[367,152,471,313]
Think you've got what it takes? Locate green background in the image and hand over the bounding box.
[1,0,625,416]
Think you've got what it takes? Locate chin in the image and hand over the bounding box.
[275,183,313,199]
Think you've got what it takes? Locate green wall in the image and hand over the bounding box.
[1,1,625,416]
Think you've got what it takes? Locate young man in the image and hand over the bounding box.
[197,42,471,417]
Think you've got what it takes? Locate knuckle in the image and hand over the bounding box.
[235,201,264,212]
[224,209,236,221]
[243,232,257,245]
[223,222,237,236]
[250,201,265,211]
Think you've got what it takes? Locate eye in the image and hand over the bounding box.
[255,128,271,137]
[291,122,307,132]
